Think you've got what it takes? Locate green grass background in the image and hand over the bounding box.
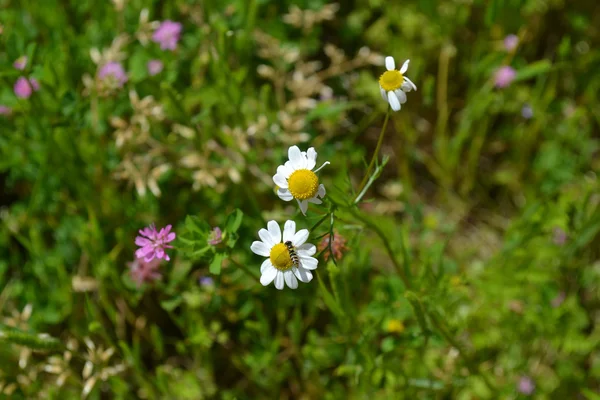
[1,0,599,399]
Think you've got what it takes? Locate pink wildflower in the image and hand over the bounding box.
[29,78,40,91]
[503,34,519,52]
[128,257,162,286]
[13,56,28,70]
[494,66,516,88]
[152,20,182,51]
[135,223,176,262]
[14,77,39,99]
[0,105,11,116]
[517,376,535,395]
[207,227,223,246]
[98,62,128,88]
[147,59,164,76]
[318,231,349,262]
[552,227,567,245]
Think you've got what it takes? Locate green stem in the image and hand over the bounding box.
[355,108,391,201]
[310,213,329,232]
[350,209,411,290]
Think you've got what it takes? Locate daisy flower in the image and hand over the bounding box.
[250,220,318,290]
[273,145,329,215]
[378,56,417,111]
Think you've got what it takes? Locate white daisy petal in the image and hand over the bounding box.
[400,59,410,74]
[380,87,388,102]
[277,188,294,201]
[298,199,308,215]
[292,229,309,247]
[306,148,317,170]
[261,259,273,273]
[293,267,313,283]
[267,220,281,243]
[277,164,293,178]
[284,270,298,289]
[385,56,395,71]
[300,256,318,270]
[404,76,417,91]
[297,243,316,256]
[308,197,322,204]
[317,184,326,197]
[251,241,271,257]
[273,174,288,189]
[394,89,407,104]
[387,91,401,111]
[283,220,296,243]
[274,271,284,290]
[288,146,305,169]
[260,264,277,286]
[258,228,275,247]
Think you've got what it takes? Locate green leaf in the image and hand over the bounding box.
[405,291,430,335]
[185,215,210,234]
[169,261,194,285]
[88,321,102,333]
[225,209,244,233]
[209,252,226,275]
[515,60,552,81]
[316,271,345,318]
[582,389,600,400]
[160,296,183,312]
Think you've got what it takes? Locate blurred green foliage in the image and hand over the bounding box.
[1,0,599,399]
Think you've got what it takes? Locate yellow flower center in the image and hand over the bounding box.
[269,243,293,271]
[288,169,319,200]
[379,70,404,92]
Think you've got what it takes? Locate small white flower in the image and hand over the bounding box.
[273,145,330,215]
[250,220,318,290]
[378,56,417,111]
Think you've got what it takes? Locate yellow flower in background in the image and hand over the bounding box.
[387,319,405,334]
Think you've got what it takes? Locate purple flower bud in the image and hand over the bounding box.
[98,62,128,88]
[552,227,567,246]
[147,59,164,76]
[521,104,533,119]
[503,34,519,52]
[0,105,11,116]
[13,56,28,70]
[152,21,183,51]
[494,66,516,88]
[517,376,535,395]
[207,227,222,246]
[199,276,214,286]
[14,77,33,98]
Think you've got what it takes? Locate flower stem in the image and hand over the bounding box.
[355,108,391,202]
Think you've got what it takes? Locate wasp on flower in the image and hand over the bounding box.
[250,220,318,290]
[378,56,417,111]
[273,145,329,215]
